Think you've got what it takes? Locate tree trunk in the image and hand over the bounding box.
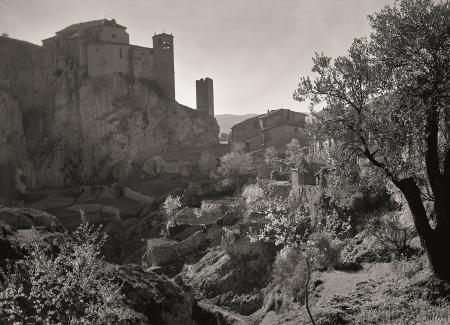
[397,177,450,282]
[304,256,316,325]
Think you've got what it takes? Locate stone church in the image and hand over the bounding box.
[42,18,175,99]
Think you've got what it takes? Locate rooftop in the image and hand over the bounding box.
[56,18,126,35]
[231,108,307,129]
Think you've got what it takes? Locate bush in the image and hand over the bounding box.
[242,183,264,205]
[272,246,308,302]
[0,215,132,324]
[367,210,417,258]
[218,150,254,190]
[308,232,340,271]
[392,255,429,281]
[163,195,181,233]
[142,155,167,177]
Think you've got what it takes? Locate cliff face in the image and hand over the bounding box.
[0,37,219,191]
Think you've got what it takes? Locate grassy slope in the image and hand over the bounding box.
[258,263,392,325]
[258,259,450,325]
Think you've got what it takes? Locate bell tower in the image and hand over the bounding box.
[152,33,175,99]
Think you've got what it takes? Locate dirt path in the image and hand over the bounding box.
[315,262,391,307]
[258,263,392,325]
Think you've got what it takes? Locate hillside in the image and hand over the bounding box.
[215,113,258,134]
[0,36,219,194]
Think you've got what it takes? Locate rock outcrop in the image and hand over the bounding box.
[0,205,62,231]
[0,36,219,192]
[111,264,195,325]
[182,224,276,316]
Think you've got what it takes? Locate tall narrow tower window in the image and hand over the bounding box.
[119,47,123,59]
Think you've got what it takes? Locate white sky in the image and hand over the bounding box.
[0,0,394,115]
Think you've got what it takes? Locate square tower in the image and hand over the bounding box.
[152,33,175,99]
[196,78,214,116]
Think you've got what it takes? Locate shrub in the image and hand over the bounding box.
[217,150,254,190]
[272,246,308,302]
[163,195,181,233]
[195,200,225,222]
[0,215,132,324]
[142,155,167,177]
[367,210,417,258]
[242,183,264,205]
[308,232,340,271]
[392,255,429,281]
[285,138,308,173]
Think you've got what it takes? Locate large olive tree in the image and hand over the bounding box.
[295,0,450,280]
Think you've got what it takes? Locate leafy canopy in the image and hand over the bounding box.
[295,0,450,185]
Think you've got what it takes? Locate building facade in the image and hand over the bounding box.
[42,19,175,99]
[230,109,308,152]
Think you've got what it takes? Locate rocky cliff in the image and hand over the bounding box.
[0,37,219,193]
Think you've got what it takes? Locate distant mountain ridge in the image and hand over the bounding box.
[215,113,259,134]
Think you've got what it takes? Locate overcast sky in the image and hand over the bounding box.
[0,0,394,115]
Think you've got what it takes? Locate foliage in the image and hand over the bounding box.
[194,200,226,223]
[247,196,311,249]
[308,232,340,271]
[219,133,229,143]
[294,0,450,279]
[163,195,181,232]
[242,183,264,205]
[247,192,339,325]
[264,147,279,168]
[272,246,308,302]
[0,214,132,324]
[218,150,254,190]
[367,211,417,258]
[143,155,167,177]
[285,138,309,174]
[354,257,450,324]
[314,255,450,324]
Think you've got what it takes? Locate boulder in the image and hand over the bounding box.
[144,237,180,267]
[0,206,62,230]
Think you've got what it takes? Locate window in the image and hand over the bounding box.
[162,40,170,51]
[119,47,123,59]
[112,33,116,39]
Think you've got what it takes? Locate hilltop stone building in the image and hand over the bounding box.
[230,109,308,152]
[42,18,175,99]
